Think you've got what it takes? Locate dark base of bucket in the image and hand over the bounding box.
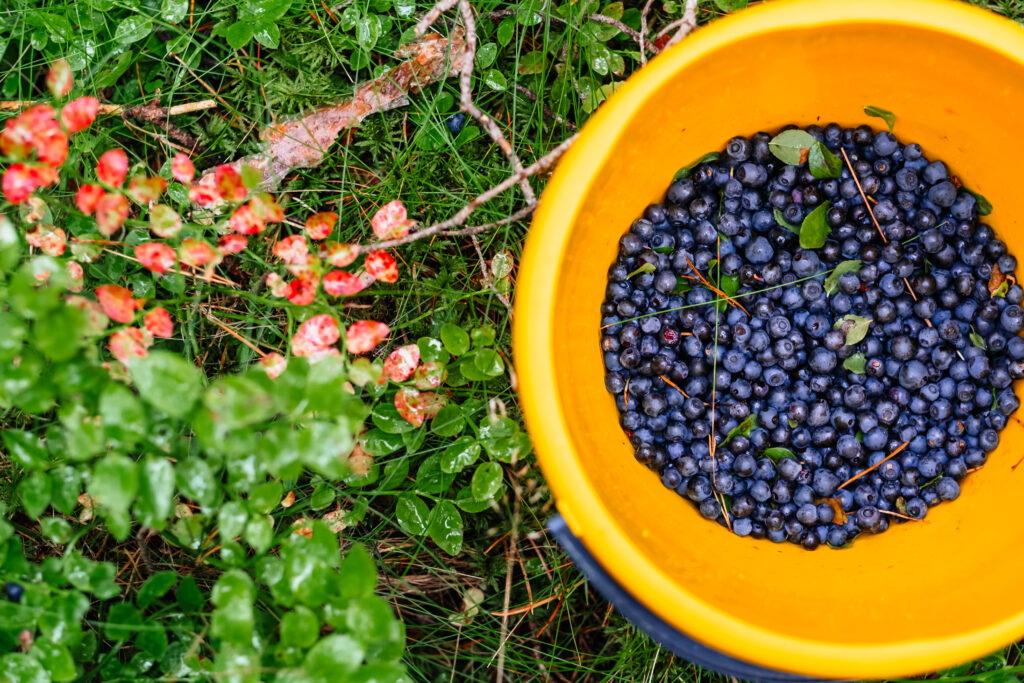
[548,515,835,683]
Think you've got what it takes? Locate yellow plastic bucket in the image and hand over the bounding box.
[514,0,1024,678]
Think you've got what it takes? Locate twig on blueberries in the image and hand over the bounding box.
[837,440,911,490]
[840,147,886,244]
[685,257,749,315]
[513,84,578,131]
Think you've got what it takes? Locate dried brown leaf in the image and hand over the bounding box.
[989,262,1006,296]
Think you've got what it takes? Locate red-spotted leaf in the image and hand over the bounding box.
[35,128,68,166]
[324,242,359,268]
[75,184,104,215]
[273,235,309,265]
[149,204,182,238]
[259,353,288,378]
[414,361,446,389]
[217,234,248,255]
[384,344,420,382]
[292,314,339,357]
[108,327,153,363]
[67,261,84,293]
[144,308,174,338]
[249,193,284,223]
[97,149,128,187]
[215,165,247,202]
[61,96,100,134]
[266,273,288,297]
[95,285,138,323]
[346,320,389,354]
[178,238,222,268]
[322,270,365,297]
[46,59,73,97]
[285,278,316,305]
[371,200,413,240]
[25,225,66,257]
[188,183,221,206]
[95,193,130,236]
[135,242,176,274]
[128,175,166,205]
[66,295,108,333]
[3,164,41,203]
[305,212,337,241]
[395,387,427,426]
[364,250,398,283]
[229,203,264,235]
[171,154,195,183]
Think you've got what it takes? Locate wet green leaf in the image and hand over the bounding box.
[471,461,503,500]
[431,403,465,437]
[128,351,204,419]
[440,436,481,474]
[282,606,320,648]
[440,323,470,356]
[395,494,429,535]
[970,328,987,349]
[428,500,463,555]
[304,634,365,678]
[135,456,174,530]
[340,543,376,599]
[969,190,993,216]
[114,16,153,45]
[723,414,757,444]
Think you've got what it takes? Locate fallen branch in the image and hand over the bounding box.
[0,99,217,116]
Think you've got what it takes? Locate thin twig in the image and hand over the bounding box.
[660,0,698,50]
[0,99,217,115]
[101,247,239,288]
[638,0,656,65]
[840,147,886,244]
[837,440,911,490]
[202,309,269,358]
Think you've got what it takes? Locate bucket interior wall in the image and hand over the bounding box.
[550,17,1024,650]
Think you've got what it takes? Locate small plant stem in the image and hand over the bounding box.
[838,440,910,490]
[840,147,887,244]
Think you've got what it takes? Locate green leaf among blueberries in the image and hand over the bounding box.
[627,262,656,279]
[723,414,758,445]
[970,327,987,349]
[834,314,872,346]
[768,129,816,165]
[843,353,867,374]
[863,105,896,132]
[773,208,800,235]
[799,200,831,249]
[969,190,993,216]
[672,151,720,181]
[808,142,842,179]
[763,447,796,461]
[824,259,862,295]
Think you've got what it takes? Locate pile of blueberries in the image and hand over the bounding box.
[601,124,1023,549]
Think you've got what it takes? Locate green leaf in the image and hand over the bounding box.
[128,351,203,418]
[249,480,283,514]
[440,436,481,474]
[394,0,415,16]
[99,383,147,448]
[970,190,993,216]
[340,543,377,599]
[773,208,800,234]
[0,654,49,683]
[355,14,381,49]
[373,402,417,434]
[304,635,365,678]
[764,447,796,461]
[282,606,320,648]
[363,429,403,456]
[115,16,153,45]
[137,571,178,609]
[834,314,873,346]
[89,454,138,540]
[40,517,71,544]
[417,337,450,363]
[162,0,188,22]
[136,624,168,658]
[471,326,496,347]
[135,456,174,530]
[843,353,867,374]
[224,21,253,48]
[484,69,507,91]
[19,470,51,518]
[440,323,470,356]
[824,260,862,295]
[218,501,250,541]
[430,403,465,437]
[672,151,719,181]
[476,43,498,69]
[799,200,831,249]
[863,105,895,132]
[253,21,280,48]
[970,327,987,349]
[723,414,757,445]
[471,461,503,500]
[808,142,842,179]
[518,50,546,75]
[3,430,49,469]
[30,641,75,682]
[105,602,142,641]
[627,262,656,279]
[177,575,205,613]
[713,0,747,8]
[211,570,255,646]
[205,375,273,429]
[395,494,429,535]
[428,500,463,555]
[496,17,515,46]
[473,349,504,378]
[244,515,274,553]
[768,129,816,165]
